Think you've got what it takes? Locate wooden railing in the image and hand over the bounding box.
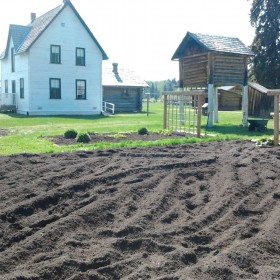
[102,101,115,115]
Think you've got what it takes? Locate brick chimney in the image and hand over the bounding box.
[112,63,118,74]
[31,13,36,22]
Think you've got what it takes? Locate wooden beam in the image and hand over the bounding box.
[267,90,280,96]
[162,90,205,96]
[267,90,280,146]
[273,95,279,146]
[197,95,203,137]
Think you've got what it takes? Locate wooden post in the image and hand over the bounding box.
[267,89,280,146]
[197,95,202,137]
[274,95,279,146]
[242,59,249,126]
[163,94,167,129]
[213,86,218,122]
[242,85,248,126]
[207,52,214,127]
[207,84,214,127]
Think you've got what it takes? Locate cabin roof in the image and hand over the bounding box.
[0,0,108,60]
[172,32,253,60]
[248,82,268,94]
[103,65,149,88]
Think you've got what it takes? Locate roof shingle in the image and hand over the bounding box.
[1,1,108,60]
[103,65,148,88]
[172,31,253,60]
[17,5,63,54]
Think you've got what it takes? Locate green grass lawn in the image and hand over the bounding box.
[0,102,275,155]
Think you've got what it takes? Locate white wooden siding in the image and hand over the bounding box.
[28,5,103,115]
[1,39,30,113]
[1,5,104,115]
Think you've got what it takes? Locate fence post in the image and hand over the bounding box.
[267,90,280,146]
[273,95,279,145]
[163,94,167,129]
[197,95,202,137]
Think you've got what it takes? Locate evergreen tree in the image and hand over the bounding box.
[250,0,280,88]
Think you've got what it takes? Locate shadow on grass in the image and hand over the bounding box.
[3,112,110,120]
[203,124,274,138]
[3,110,155,119]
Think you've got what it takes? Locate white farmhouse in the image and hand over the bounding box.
[0,0,108,115]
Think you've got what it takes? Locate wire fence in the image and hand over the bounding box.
[162,90,205,137]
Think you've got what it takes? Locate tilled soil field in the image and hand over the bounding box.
[0,140,279,280]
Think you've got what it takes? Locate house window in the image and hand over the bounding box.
[76,48,85,66]
[12,80,16,93]
[20,78,24,98]
[5,80,8,93]
[11,48,15,72]
[49,78,61,99]
[50,45,61,64]
[76,80,86,99]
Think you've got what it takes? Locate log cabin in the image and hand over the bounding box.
[103,63,149,113]
[172,31,253,126]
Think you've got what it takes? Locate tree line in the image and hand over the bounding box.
[143,79,178,100]
[249,0,280,89]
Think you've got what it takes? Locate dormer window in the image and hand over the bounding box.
[76,48,85,66]
[50,45,61,64]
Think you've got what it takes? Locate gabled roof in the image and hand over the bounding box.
[0,0,108,60]
[172,32,253,60]
[0,25,32,59]
[103,64,149,88]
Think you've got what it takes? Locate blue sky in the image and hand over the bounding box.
[0,0,255,81]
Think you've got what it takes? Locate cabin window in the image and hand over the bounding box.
[11,48,15,72]
[76,48,85,66]
[50,45,61,64]
[49,78,61,99]
[5,80,8,93]
[20,78,24,98]
[76,80,86,99]
[12,80,16,93]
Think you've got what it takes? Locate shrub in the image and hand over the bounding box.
[138,127,148,135]
[64,129,78,139]
[77,133,91,143]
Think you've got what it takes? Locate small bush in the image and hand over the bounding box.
[77,133,91,143]
[138,127,148,135]
[64,129,78,139]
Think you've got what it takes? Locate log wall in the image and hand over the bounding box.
[213,53,245,86]
[180,52,247,88]
[181,53,208,87]
[103,87,142,112]
[218,91,242,111]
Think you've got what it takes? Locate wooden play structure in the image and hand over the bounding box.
[170,32,253,128]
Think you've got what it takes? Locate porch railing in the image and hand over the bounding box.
[102,101,115,115]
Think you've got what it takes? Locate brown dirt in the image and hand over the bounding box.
[47,131,186,145]
[0,140,279,280]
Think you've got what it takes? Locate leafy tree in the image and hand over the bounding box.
[250,0,280,88]
[144,79,179,99]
